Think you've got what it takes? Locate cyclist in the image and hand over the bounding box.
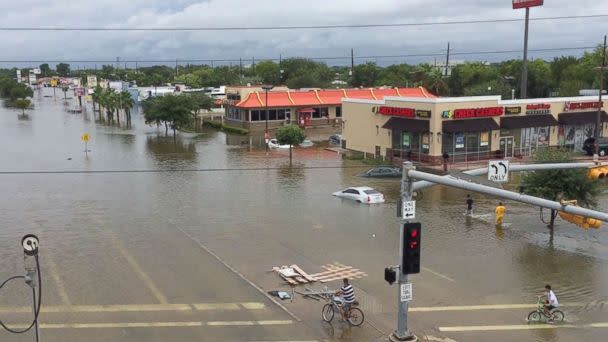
[335,278,355,321]
[543,284,559,321]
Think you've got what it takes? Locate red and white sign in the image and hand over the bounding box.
[512,0,544,9]
[564,101,603,112]
[373,106,415,118]
[526,103,551,115]
[453,107,504,119]
[74,88,86,97]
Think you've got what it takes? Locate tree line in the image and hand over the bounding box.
[0,76,33,115]
[142,92,213,137]
[0,45,605,99]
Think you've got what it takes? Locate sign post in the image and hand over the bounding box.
[81,133,90,155]
[512,0,544,99]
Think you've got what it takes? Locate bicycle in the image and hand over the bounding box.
[527,296,565,323]
[321,295,364,326]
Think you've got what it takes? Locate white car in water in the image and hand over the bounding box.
[332,186,385,204]
[268,139,291,149]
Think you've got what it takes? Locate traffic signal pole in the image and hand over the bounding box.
[392,161,416,341]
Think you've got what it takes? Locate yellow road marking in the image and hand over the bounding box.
[8,320,293,330]
[107,231,169,304]
[421,267,455,282]
[46,255,71,305]
[411,302,583,312]
[0,302,266,314]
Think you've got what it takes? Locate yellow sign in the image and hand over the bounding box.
[50,79,58,87]
[81,133,90,142]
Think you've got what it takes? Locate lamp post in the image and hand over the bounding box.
[594,35,607,160]
[262,85,274,150]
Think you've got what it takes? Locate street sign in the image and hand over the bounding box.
[402,200,416,220]
[488,160,509,183]
[81,133,90,142]
[400,283,413,302]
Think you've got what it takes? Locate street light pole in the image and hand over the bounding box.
[595,35,607,159]
[262,85,274,150]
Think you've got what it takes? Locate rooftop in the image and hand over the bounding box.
[234,87,435,108]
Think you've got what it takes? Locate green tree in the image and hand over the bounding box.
[14,98,31,115]
[352,62,381,87]
[378,64,414,87]
[276,125,305,166]
[255,60,281,85]
[91,85,103,115]
[39,63,51,77]
[56,63,71,77]
[119,90,135,125]
[143,94,196,137]
[521,149,600,229]
[187,92,213,114]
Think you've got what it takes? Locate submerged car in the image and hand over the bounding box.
[268,139,291,149]
[583,137,608,156]
[359,167,402,178]
[332,186,385,204]
[299,138,314,147]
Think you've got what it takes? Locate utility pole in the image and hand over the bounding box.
[175,59,178,79]
[239,58,243,84]
[350,48,355,85]
[392,161,417,341]
[445,42,451,77]
[520,7,530,99]
[595,35,607,159]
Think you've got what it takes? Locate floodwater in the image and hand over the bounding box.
[1,88,608,341]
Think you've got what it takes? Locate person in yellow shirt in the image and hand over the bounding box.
[495,202,506,226]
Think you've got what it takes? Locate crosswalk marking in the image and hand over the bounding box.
[0,302,266,314]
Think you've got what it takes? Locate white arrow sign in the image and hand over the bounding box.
[488,160,509,183]
[402,200,416,220]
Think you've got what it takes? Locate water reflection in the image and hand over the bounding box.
[18,114,30,121]
[276,162,306,191]
[145,135,197,166]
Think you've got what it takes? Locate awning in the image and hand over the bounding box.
[442,118,499,133]
[558,111,608,125]
[500,114,557,129]
[382,117,429,133]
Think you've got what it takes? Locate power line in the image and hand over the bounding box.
[0,46,597,64]
[0,165,379,175]
[0,14,605,31]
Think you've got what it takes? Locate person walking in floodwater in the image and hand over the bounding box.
[466,194,473,215]
[495,202,506,225]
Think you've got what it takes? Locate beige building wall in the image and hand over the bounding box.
[342,100,391,156]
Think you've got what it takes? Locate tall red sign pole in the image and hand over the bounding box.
[513,0,544,99]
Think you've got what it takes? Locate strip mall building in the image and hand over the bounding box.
[342,95,607,164]
[224,87,434,132]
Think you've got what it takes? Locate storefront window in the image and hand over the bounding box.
[313,107,328,119]
[336,107,342,118]
[250,108,292,121]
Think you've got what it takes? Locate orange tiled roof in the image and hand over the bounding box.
[234,87,435,108]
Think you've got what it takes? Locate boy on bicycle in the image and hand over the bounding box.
[544,284,559,321]
[336,278,355,321]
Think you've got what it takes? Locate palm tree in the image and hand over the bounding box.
[119,90,134,127]
[424,69,449,96]
[91,86,103,115]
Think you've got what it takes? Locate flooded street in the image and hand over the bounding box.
[1,88,608,341]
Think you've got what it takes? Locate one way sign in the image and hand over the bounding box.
[402,200,416,220]
[488,160,509,183]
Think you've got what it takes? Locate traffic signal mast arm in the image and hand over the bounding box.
[408,169,608,223]
[413,162,597,192]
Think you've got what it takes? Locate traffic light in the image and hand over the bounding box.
[558,211,602,229]
[384,267,396,285]
[402,222,421,274]
[587,165,608,180]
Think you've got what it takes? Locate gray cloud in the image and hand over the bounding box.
[0,0,605,67]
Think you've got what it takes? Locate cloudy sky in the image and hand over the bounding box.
[0,0,605,68]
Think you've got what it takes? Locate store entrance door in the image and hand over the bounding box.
[500,136,514,158]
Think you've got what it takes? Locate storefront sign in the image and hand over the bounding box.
[455,134,465,149]
[402,134,411,148]
[373,106,415,117]
[422,134,429,149]
[512,0,544,9]
[480,132,489,147]
[563,101,603,112]
[416,110,431,118]
[505,107,522,115]
[453,107,504,119]
[442,110,453,119]
[526,103,551,115]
